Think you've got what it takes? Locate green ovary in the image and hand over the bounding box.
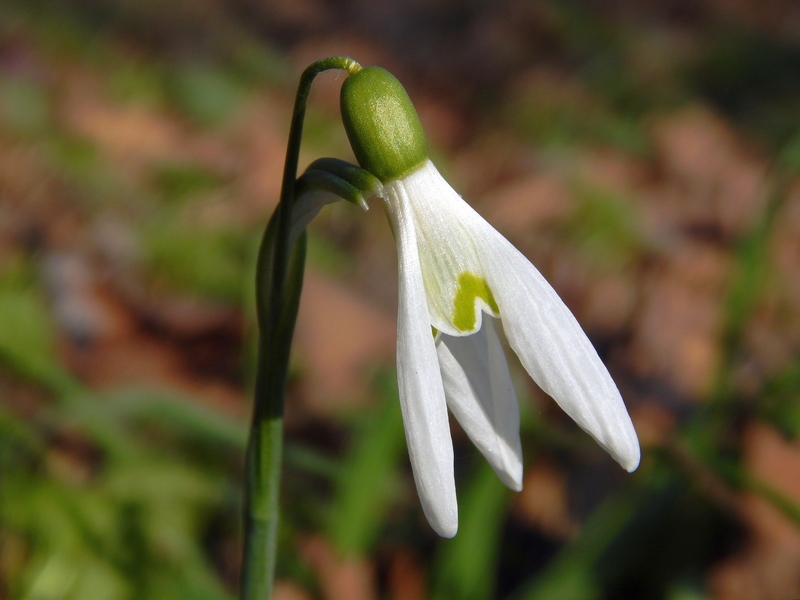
[452,272,499,332]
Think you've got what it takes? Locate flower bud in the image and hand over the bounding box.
[340,66,428,183]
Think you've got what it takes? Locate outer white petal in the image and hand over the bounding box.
[463,212,641,472]
[383,177,458,537]
[437,317,523,490]
[402,161,640,472]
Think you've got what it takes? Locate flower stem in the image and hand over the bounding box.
[240,56,361,600]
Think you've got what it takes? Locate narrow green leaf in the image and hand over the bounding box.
[0,287,77,394]
[432,461,511,600]
[326,375,406,556]
[513,488,646,600]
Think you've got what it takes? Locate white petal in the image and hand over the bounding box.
[471,222,640,471]
[386,161,638,471]
[383,180,458,537]
[383,161,498,336]
[437,317,523,490]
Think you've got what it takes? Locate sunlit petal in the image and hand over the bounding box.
[386,161,498,336]
[459,209,641,471]
[437,317,523,490]
[384,179,459,537]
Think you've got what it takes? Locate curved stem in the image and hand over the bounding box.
[267,56,362,339]
[241,56,362,600]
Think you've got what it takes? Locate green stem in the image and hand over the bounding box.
[269,57,362,335]
[240,56,361,600]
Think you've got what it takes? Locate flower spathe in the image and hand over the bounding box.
[379,159,641,538]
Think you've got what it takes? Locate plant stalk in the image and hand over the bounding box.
[240,56,361,600]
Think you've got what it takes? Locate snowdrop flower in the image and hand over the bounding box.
[340,66,640,537]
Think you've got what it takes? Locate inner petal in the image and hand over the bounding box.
[452,272,499,332]
[385,161,501,336]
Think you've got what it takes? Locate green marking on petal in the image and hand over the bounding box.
[431,326,438,338]
[452,272,499,332]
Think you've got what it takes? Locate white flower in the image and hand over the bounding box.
[378,159,640,538]
[337,64,640,538]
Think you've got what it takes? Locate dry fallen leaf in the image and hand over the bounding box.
[513,459,577,539]
[650,107,768,238]
[626,241,730,399]
[293,268,395,415]
[300,536,377,600]
[709,422,800,600]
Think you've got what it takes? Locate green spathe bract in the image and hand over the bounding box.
[341,66,428,183]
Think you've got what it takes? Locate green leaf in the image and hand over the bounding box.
[0,77,50,135]
[168,64,244,126]
[566,181,646,271]
[153,163,227,204]
[104,387,247,449]
[326,375,406,556]
[513,487,646,600]
[432,462,511,600]
[0,284,77,393]
[143,217,253,301]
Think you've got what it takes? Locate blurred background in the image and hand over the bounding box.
[2,0,800,598]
